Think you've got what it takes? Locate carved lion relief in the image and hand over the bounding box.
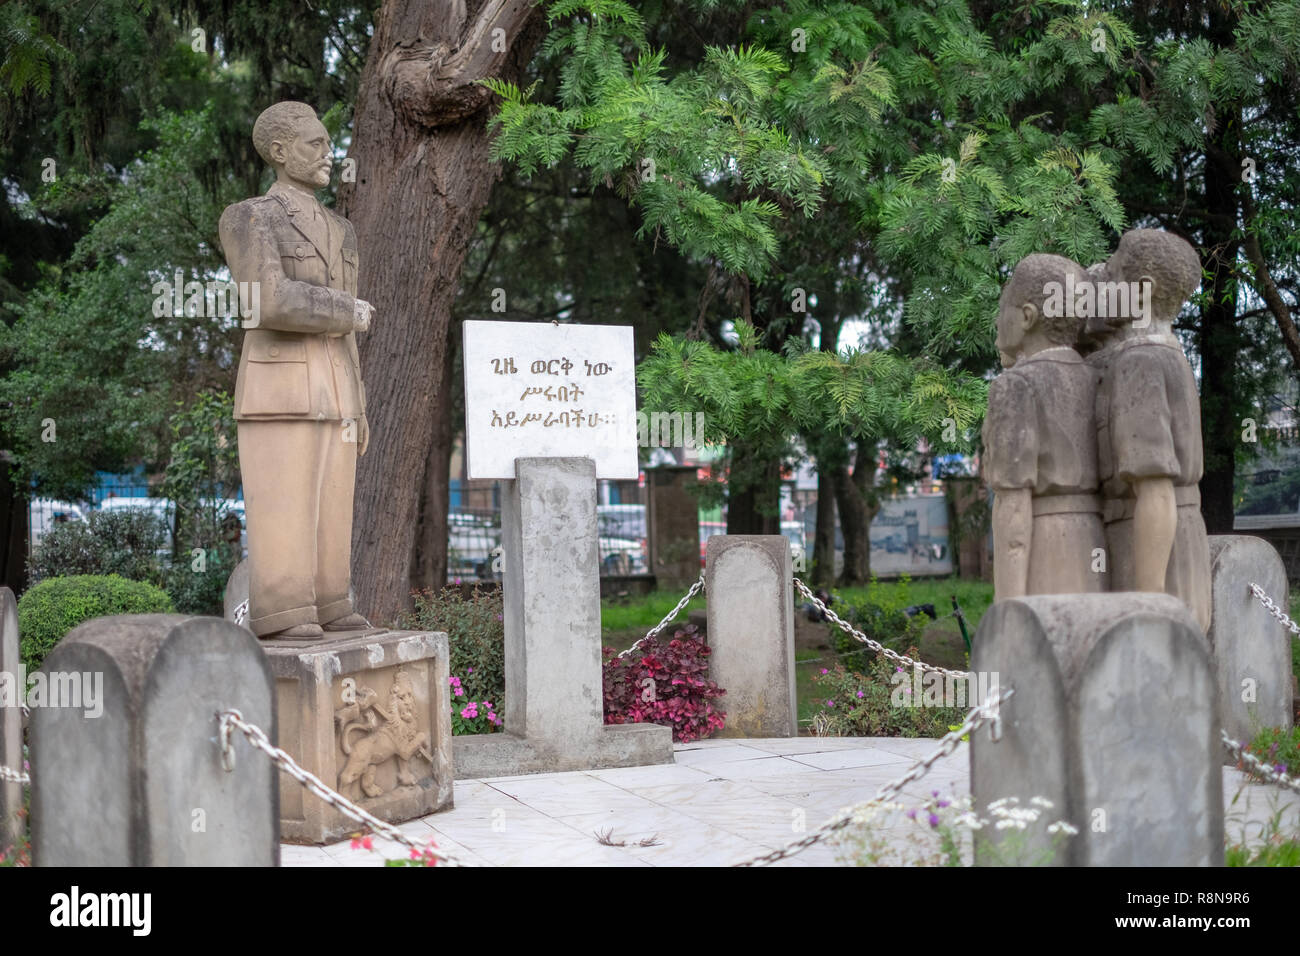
[334,666,432,799]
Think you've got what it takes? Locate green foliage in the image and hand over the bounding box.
[401,587,505,735]
[1242,725,1300,780]
[159,389,241,609]
[810,650,966,737]
[825,575,928,658]
[17,574,173,672]
[0,106,243,500]
[28,508,168,586]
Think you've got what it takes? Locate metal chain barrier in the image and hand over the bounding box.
[1248,583,1300,635]
[1221,730,1300,798]
[217,709,470,867]
[0,765,29,785]
[733,688,1013,867]
[792,577,971,681]
[617,573,705,659]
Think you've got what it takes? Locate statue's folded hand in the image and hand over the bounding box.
[353,298,373,333]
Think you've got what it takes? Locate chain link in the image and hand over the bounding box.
[792,577,972,680]
[1248,583,1300,636]
[1222,730,1300,798]
[217,709,469,867]
[732,688,1013,867]
[0,764,29,785]
[617,574,705,659]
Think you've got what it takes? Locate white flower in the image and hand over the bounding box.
[1047,820,1079,836]
[1030,796,1054,809]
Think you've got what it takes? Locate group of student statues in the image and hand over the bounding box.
[983,228,1211,632]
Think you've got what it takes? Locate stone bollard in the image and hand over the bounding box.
[0,587,21,852]
[705,536,797,737]
[31,614,278,866]
[454,457,673,777]
[971,593,1222,866]
[1207,535,1292,751]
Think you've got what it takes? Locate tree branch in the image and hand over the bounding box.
[382,0,540,128]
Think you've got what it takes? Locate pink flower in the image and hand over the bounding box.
[820,668,828,675]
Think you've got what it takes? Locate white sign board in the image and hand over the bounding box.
[462,320,639,479]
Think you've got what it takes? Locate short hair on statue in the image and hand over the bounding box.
[252,101,319,166]
[1108,229,1201,325]
[1002,253,1088,346]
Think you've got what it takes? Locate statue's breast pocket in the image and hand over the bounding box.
[278,240,318,283]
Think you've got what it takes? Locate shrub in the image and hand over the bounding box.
[162,548,238,616]
[829,576,928,659]
[401,586,504,735]
[1239,725,1300,781]
[810,647,968,737]
[603,625,725,742]
[28,508,168,586]
[18,574,174,672]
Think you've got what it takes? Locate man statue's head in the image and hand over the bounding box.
[997,253,1087,368]
[252,101,332,191]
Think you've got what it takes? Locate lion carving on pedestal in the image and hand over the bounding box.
[335,667,432,799]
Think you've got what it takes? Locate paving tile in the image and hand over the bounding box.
[283,736,1295,866]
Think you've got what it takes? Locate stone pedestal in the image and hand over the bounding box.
[455,457,673,778]
[1207,535,1292,751]
[263,628,454,844]
[705,536,797,737]
[648,465,701,590]
[970,593,1222,866]
[0,588,21,852]
[32,615,278,866]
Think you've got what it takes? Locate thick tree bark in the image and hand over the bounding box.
[0,458,27,594]
[835,444,880,585]
[409,336,456,594]
[1196,95,1243,534]
[339,0,544,622]
[724,442,780,535]
[810,469,836,586]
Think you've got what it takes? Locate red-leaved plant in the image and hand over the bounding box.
[602,625,725,743]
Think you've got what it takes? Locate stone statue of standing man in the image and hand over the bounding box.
[219,101,373,639]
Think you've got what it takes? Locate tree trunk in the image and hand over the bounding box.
[1197,98,1242,534]
[408,336,456,595]
[0,458,28,594]
[835,444,880,585]
[810,468,836,586]
[724,442,780,535]
[339,0,544,622]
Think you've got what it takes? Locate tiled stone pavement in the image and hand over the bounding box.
[280,736,1300,867]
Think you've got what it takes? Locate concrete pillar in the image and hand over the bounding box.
[648,465,701,590]
[705,535,797,737]
[0,588,21,852]
[31,615,278,866]
[971,593,1223,866]
[1207,535,1293,749]
[454,457,673,776]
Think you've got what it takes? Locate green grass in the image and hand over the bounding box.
[601,589,706,638]
[829,577,995,634]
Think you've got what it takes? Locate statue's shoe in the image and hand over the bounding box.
[268,623,324,639]
[323,612,371,631]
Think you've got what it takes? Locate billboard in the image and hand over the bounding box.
[868,494,952,577]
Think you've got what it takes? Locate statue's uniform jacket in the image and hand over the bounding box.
[218,181,365,636]
[982,347,1106,596]
[221,181,366,422]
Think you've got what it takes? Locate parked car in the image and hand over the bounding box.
[29,499,86,546]
[598,504,648,575]
[448,512,502,581]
